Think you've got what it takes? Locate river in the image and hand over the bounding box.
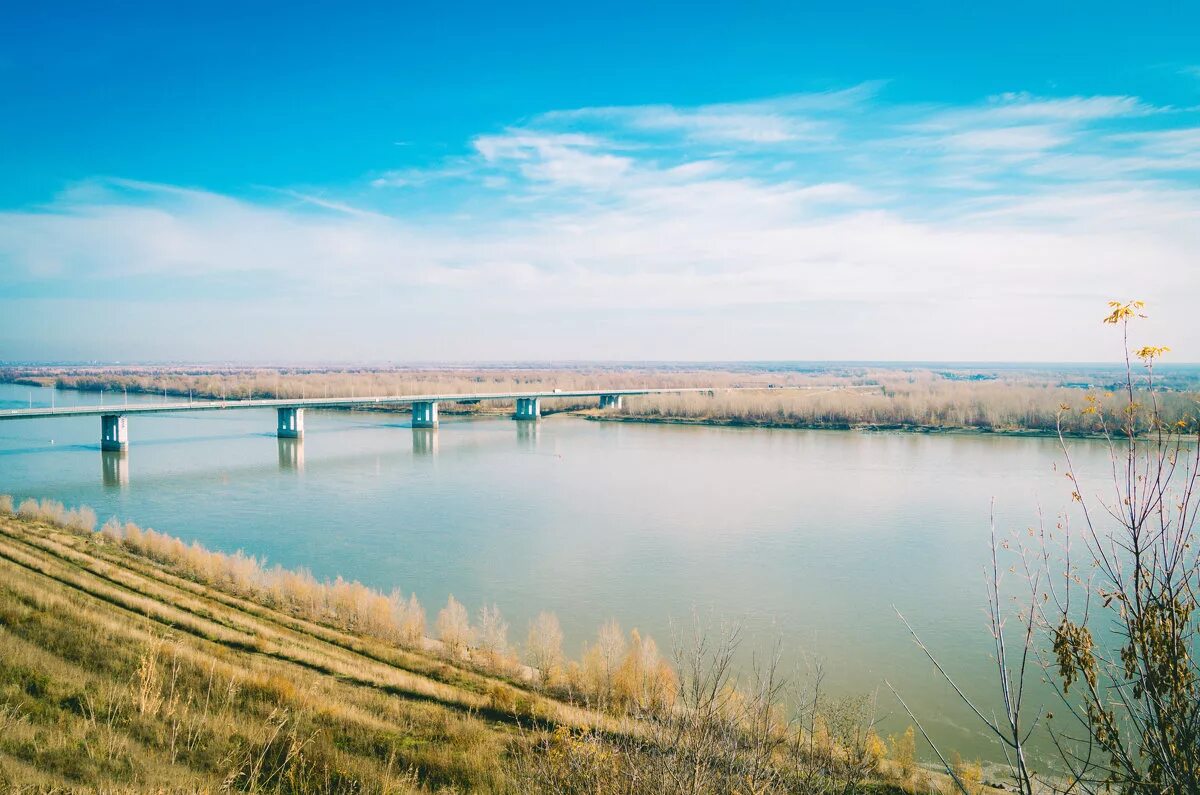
[0,381,1110,763]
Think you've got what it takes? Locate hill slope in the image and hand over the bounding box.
[0,512,589,792]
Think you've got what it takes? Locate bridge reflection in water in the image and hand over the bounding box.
[277,437,305,472]
[412,427,438,456]
[516,420,539,448]
[93,419,561,486]
[101,450,129,488]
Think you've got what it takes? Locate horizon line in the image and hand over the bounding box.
[3,359,1199,369]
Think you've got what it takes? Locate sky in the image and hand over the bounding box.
[1,1,1198,363]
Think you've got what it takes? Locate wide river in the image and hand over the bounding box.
[0,381,1109,762]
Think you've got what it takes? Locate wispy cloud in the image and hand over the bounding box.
[271,188,386,219]
[937,124,1070,153]
[472,131,634,188]
[933,92,1157,124]
[1110,126,1200,155]
[538,85,878,145]
[3,86,1198,360]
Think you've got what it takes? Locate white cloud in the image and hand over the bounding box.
[3,87,1199,360]
[4,173,1195,309]
[948,92,1156,123]
[537,86,877,145]
[892,93,1168,171]
[472,131,634,188]
[938,125,1070,152]
[612,106,828,144]
[369,160,476,188]
[1110,126,1200,154]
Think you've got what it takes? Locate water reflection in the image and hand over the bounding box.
[277,438,305,472]
[412,427,439,456]
[101,450,129,488]
[516,421,540,448]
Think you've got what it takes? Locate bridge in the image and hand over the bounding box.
[0,388,728,451]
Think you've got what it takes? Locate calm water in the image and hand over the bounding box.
[0,382,1108,761]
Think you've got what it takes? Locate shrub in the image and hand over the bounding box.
[526,612,564,687]
[889,725,916,780]
[390,591,425,647]
[613,629,675,713]
[476,603,509,666]
[63,506,96,532]
[436,595,472,658]
[949,753,983,795]
[486,682,518,714]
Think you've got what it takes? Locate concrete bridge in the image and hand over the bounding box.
[0,388,722,451]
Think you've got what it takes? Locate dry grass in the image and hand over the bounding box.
[0,498,642,791]
[0,518,528,791]
[76,504,686,714]
[0,499,933,792]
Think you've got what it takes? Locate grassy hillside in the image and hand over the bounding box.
[0,506,935,793]
[0,511,604,792]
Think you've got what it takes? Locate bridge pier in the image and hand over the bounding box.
[276,407,304,438]
[514,397,541,421]
[100,414,128,451]
[411,401,439,428]
[599,394,623,409]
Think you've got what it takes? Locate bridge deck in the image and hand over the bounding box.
[0,387,725,420]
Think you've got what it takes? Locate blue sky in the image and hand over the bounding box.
[2,2,1198,362]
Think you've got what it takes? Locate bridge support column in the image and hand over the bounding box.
[599,394,623,409]
[100,414,128,451]
[514,397,541,421]
[411,401,439,428]
[277,407,304,438]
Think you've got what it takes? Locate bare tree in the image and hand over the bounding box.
[1043,301,1199,793]
[436,594,472,658]
[476,602,509,666]
[897,301,1199,795]
[893,506,1040,795]
[527,611,564,687]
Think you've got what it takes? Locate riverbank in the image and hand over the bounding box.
[0,509,588,791]
[578,411,1115,439]
[0,502,943,793]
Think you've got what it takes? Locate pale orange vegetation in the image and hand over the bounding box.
[10,363,1195,434]
[3,495,684,716]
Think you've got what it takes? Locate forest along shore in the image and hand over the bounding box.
[579,412,1101,438]
[6,365,1198,438]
